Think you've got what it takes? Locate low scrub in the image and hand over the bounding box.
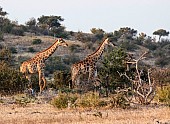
[110,92,130,109]
[51,91,130,109]
[32,38,42,45]
[75,92,100,108]
[155,86,170,106]
[0,61,28,95]
[51,92,78,109]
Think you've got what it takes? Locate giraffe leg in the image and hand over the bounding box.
[76,75,80,87]
[71,70,79,88]
[26,75,32,88]
[88,67,95,83]
[41,76,46,91]
[38,71,43,93]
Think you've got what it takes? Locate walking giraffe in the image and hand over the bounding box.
[71,38,114,88]
[20,38,68,93]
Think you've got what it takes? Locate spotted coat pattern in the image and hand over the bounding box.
[71,38,113,86]
[20,38,68,92]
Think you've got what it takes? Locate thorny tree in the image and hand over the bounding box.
[118,51,156,104]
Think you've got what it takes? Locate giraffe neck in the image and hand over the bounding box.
[36,41,60,61]
[87,40,106,61]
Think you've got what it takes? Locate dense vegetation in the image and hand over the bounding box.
[0,6,169,106]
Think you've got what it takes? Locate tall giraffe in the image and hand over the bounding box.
[71,38,114,87]
[20,38,68,93]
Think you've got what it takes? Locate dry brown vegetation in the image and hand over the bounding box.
[0,103,169,124]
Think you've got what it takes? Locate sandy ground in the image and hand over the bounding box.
[0,103,169,124]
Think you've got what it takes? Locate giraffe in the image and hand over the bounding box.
[71,38,114,88]
[20,38,68,93]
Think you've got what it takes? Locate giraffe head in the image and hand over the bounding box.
[57,38,68,47]
[103,38,114,47]
[20,62,27,74]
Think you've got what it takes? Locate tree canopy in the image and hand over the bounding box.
[153,29,169,42]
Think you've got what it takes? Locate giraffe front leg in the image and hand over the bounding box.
[38,72,43,93]
[88,67,95,83]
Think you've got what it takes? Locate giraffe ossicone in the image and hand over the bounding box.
[20,38,68,93]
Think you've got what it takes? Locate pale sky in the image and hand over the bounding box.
[1,0,170,36]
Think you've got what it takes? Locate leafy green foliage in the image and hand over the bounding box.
[32,38,42,45]
[69,44,81,52]
[28,47,36,53]
[51,93,78,109]
[9,47,17,54]
[37,15,67,37]
[26,17,36,27]
[45,56,68,74]
[99,47,128,94]
[38,15,64,28]
[91,28,105,40]
[1,18,13,33]
[121,41,139,51]
[155,57,169,68]
[14,94,36,107]
[75,92,100,108]
[11,26,24,36]
[0,61,28,95]
[53,71,70,89]
[49,26,68,38]
[51,92,130,109]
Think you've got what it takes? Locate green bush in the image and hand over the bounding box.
[155,86,170,105]
[51,92,107,109]
[28,47,36,53]
[69,44,81,52]
[51,91,131,109]
[11,26,24,36]
[32,39,42,45]
[75,92,100,108]
[9,47,17,54]
[0,61,28,95]
[51,93,78,109]
[53,71,70,89]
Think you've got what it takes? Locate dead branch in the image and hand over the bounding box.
[118,51,155,104]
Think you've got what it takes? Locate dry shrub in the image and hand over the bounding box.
[51,92,108,109]
[155,86,170,106]
[51,91,131,109]
[110,92,130,109]
[75,92,100,108]
[14,94,36,107]
[51,93,78,109]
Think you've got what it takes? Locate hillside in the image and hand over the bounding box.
[1,34,162,67]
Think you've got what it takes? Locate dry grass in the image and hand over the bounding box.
[0,103,169,124]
